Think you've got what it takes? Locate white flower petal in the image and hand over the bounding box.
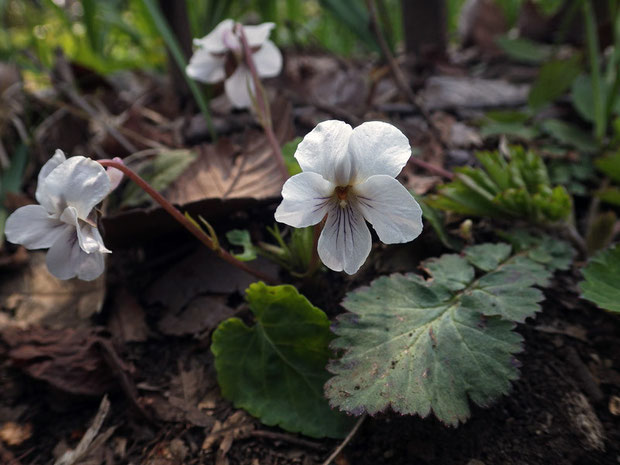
[253,40,282,78]
[186,48,226,84]
[59,206,110,254]
[224,65,255,108]
[5,204,67,249]
[275,172,334,228]
[194,19,235,54]
[243,22,275,48]
[45,227,82,280]
[355,175,423,243]
[38,156,110,218]
[347,121,411,183]
[106,157,124,192]
[295,120,353,185]
[36,149,66,203]
[75,249,106,281]
[46,228,106,281]
[318,202,372,274]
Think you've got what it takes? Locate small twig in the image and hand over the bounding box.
[365,0,445,148]
[98,160,278,284]
[236,25,289,183]
[322,415,366,465]
[249,430,324,450]
[31,94,166,150]
[409,156,454,180]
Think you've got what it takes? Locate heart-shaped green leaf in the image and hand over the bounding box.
[212,282,355,438]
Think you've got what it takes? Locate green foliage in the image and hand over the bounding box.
[495,37,553,64]
[427,147,573,224]
[120,149,197,208]
[0,144,28,240]
[595,151,620,183]
[595,152,620,206]
[528,55,583,110]
[1,0,163,74]
[580,244,620,312]
[415,195,463,251]
[548,154,596,195]
[571,74,620,125]
[226,229,258,261]
[282,137,302,176]
[540,119,598,153]
[226,225,315,276]
[325,239,571,425]
[212,282,355,438]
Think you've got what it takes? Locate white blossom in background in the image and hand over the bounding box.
[275,120,423,275]
[5,150,112,281]
[186,19,283,109]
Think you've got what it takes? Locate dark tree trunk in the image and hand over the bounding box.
[158,0,192,100]
[401,0,447,60]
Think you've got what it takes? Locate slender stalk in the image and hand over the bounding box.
[98,160,277,284]
[321,415,366,465]
[583,0,605,141]
[236,25,289,182]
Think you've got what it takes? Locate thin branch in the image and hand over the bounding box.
[236,25,289,183]
[409,156,454,180]
[98,160,278,284]
[365,0,445,148]
[321,415,366,465]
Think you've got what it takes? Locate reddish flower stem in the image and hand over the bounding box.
[98,160,277,284]
[236,25,289,183]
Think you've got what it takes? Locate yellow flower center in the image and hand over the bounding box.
[335,185,351,208]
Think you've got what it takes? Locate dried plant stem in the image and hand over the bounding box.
[98,160,277,284]
[321,414,366,465]
[236,25,289,183]
[409,156,454,180]
[365,0,445,148]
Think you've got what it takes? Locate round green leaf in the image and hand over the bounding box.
[212,282,355,438]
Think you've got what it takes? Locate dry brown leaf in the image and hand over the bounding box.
[609,396,620,416]
[2,327,132,396]
[458,0,507,56]
[102,98,293,246]
[146,248,277,313]
[0,252,105,330]
[107,288,149,343]
[421,76,529,111]
[144,359,215,427]
[157,295,235,337]
[0,421,32,446]
[283,55,369,111]
[202,410,254,451]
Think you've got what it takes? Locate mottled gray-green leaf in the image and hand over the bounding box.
[580,244,620,313]
[212,282,354,438]
[326,241,566,425]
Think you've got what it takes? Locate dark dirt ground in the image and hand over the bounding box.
[1,228,619,465]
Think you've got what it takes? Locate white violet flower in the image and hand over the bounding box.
[275,120,423,274]
[186,19,283,109]
[5,150,112,281]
